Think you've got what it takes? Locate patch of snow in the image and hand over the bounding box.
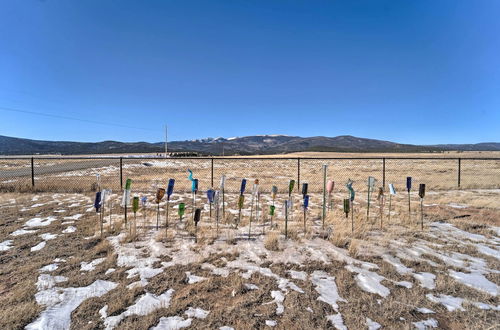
[0,240,14,251]
[396,281,413,289]
[449,270,498,296]
[471,302,500,311]
[25,216,58,227]
[413,318,438,329]
[448,203,468,209]
[63,214,83,220]
[311,271,346,311]
[80,258,106,272]
[366,317,381,330]
[345,265,390,298]
[476,244,500,260]
[201,263,230,277]
[39,264,59,272]
[288,270,308,281]
[105,268,116,275]
[11,228,38,236]
[40,233,58,240]
[31,203,46,208]
[184,307,209,319]
[186,272,207,284]
[31,241,47,252]
[36,274,68,291]
[382,254,413,275]
[151,316,192,330]
[62,226,77,233]
[413,272,436,290]
[27,280,117,330]
[265,320,277,327]
[426,294,464,312]
[266,290,285,315]
[416,307,435,314]
[244,283,259,290]
[326,313,347,330]
[104,289,174,330]
[99,305,108,319]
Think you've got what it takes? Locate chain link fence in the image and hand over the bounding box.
[0,157,499,193]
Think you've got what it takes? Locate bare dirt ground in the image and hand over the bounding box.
[0,187,498,329]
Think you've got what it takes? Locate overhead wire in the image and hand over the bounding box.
[0,105,156,132]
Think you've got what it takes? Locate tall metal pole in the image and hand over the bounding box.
[458,158,461,188]
[297,158,300,192]
[420,198,424,230]
[285,200,288,239]
[165,124,168,158]
[119,157,123,190]
[211,158,214,188]
[31,157,35,187]
[388,194,392,222]
[322,165,327,229]
[382,158,386,188]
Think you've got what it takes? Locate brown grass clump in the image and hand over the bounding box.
[264,231,281,251]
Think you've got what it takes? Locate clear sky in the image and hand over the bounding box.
[1,0,499,144]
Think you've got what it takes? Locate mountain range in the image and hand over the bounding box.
[0,134,499,155]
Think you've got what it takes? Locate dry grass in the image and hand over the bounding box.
[1,188,499,329]
[264,231,281,251]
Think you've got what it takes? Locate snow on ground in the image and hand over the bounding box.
[36,274,68,291]
[449,270,499,296]
[344,264,390,298]
[39,263,59,272]
[25,216,58,227]
[10,228,38,236]
[326,313,347,330]
[40,233,58,240]
[6,191,499,329]
[31,241,46,252]
[413,318,438,329]
[288,270,308,281]
[27,280,117,330]
[0,240,14,251]
[186,272,207,284]
[426,294,465,312]
[366,317,382,330]
[310,271,346,311]
[81,257,107,271]
[184,307,209,319]
[151,316,192,330]
[62,226,77,233]
[104,289,175,330]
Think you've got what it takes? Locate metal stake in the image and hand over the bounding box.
[322,165,327,229]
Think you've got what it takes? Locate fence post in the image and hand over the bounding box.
[297,158,301,191]
[120,157,123,190]
[458,158,461,188]
[31,157,35,187]
[211,158,214,188]
[382,158,386,188]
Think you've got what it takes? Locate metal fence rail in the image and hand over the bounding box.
[0,157,499,193]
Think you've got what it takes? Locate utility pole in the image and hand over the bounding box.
[165,124,168,158]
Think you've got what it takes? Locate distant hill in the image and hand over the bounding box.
[0,134,498,155]
[430,142,500,152]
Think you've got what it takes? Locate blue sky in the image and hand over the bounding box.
[1,0,499,144]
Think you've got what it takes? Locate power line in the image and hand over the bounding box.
[0,105,155,132]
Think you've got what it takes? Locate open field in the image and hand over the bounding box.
[0,185,499,329]
[1,153,499,195]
